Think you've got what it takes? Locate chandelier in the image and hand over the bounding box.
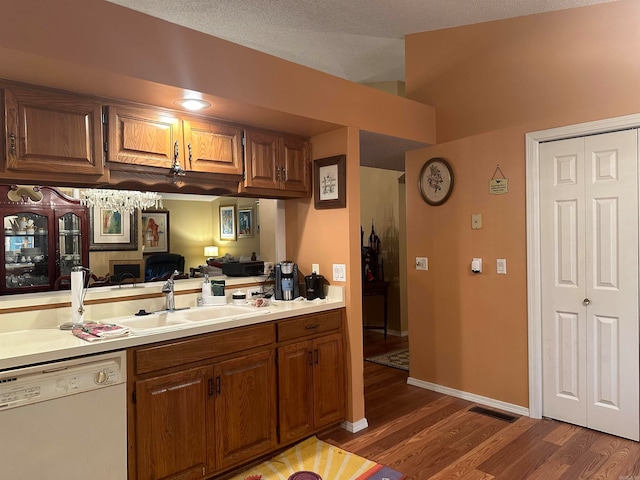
[80,189,163,214]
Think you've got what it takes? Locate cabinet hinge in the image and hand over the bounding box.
[103,141,108,153]
[132,390,136,404]
[241,134,246,147]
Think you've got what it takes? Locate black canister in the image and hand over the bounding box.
[304,273,325,300]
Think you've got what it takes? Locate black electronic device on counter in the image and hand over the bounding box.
[221,261,264,277]
[274,262,300,300]
[304,272,326,300]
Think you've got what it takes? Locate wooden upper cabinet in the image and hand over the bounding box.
[244,128,310,195]
[107,105,180,169]
[183,120,243,175]
[244,129,279,190]
[280,134,310,193]
[2,86,105,180]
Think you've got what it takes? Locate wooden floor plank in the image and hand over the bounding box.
[318,331,640,480]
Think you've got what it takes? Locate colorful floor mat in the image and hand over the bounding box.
[230,436,404,480]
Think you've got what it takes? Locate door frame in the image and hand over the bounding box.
[526,112,640,419]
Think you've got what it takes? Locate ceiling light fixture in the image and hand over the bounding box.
[175,98,211,111]
[80,189,163,214]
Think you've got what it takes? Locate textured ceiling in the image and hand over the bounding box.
[106,0,617,170]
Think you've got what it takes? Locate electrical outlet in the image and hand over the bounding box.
[416,257,428,271]
[246,287,263,297]
[312,263,320,275]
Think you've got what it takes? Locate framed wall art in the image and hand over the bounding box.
[141,210,170,254]
[238,206,254,238]
[314,154,346,209]
[418,157,454,206]
[89,207,138,251]
[220,204,237,240]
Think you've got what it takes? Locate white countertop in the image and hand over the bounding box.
[0,291,344,371]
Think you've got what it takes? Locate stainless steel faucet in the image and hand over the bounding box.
[161,270,180,311]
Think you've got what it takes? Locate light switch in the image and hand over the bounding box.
[332,264,346,282]
[416,257,428,271]
[471,213,483,230]
[497,258,507,274]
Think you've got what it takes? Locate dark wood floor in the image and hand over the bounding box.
[318,331,640,479]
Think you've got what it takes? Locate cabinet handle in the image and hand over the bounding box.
[305,324,320,330]
[583,298,591,306]
[9,133,16,155]
[208,378,214,397]
[309,351,313,366]
[282,167,287,182]
[276,166,281,181]
[173,141,179,163]
[216,376,221,395]
[314,349,319,365]
[187,143,192,169]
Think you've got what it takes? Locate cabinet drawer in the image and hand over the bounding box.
[277,310,342,342]
[135,323,275,374]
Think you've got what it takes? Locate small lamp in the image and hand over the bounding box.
[204,245,219,264]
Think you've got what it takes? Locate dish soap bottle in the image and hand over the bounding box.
[201,273,211,299]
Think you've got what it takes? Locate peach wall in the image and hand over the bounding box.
[286,127,364,423]
[404,0,640,407]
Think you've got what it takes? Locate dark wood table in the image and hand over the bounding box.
[362,279,390,338]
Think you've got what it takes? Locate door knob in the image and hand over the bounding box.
[583,298,591,306]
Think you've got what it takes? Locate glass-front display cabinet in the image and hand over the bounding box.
[1,185,88,294]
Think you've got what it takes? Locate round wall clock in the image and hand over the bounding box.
[418,157,454,206]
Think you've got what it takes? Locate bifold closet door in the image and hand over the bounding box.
[540,129,639,441]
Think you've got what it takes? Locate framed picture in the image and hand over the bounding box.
[141,210,169,254]
[220,205,237,240]
[314,154,346,209]
[238,207,254,238]
[418,157,454,206]
[89,208,138,251]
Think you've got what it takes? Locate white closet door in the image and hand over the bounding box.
[540,129,639,441]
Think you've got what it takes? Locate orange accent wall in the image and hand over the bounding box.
[404,0,640,407]
[287,127,364,422]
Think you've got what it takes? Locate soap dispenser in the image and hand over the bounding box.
[201,273,211,299]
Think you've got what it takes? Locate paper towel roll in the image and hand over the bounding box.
[71,268,85,324]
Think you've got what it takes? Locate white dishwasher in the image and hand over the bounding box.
[0,350,127,480]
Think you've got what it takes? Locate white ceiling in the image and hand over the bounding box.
[107,0,617,170]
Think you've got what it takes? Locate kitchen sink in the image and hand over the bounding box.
[115,305,270,334]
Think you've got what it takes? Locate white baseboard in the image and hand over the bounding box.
[340,418,369,433]
[406,377,530,417]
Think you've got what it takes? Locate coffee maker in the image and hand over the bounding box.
[274,261,300,300]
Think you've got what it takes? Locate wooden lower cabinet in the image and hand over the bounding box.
[214,349,277,470]
[278,332,345,444]
[136,366,215,480]
[130,312,344,479]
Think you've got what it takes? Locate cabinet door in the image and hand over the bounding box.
[280,134,310,193]
[3,86,104,178]
[136,366,215,480]
[214,349,277,471]
[313,333,346,428]
[107,105,181,169]
[278,341,314,443]
[183,119,243,175]
[244,129,279,190]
